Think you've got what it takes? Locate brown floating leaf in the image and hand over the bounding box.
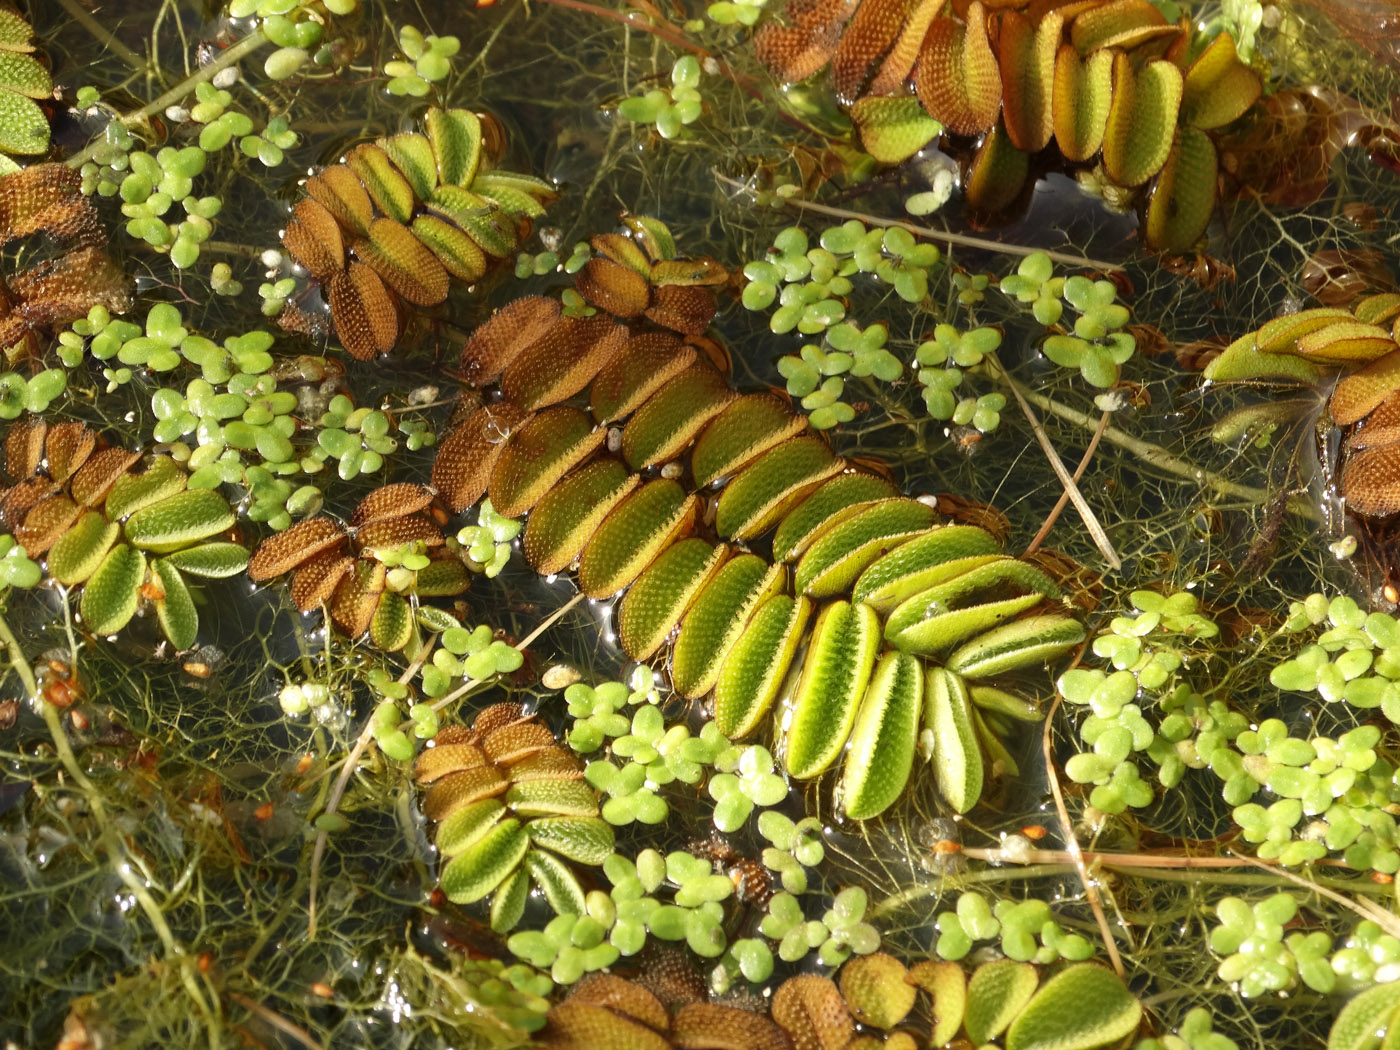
[328,261,401,359]
[431,401,533,512]
[754,0,857,84]
[1069,0,1177,53]
[355,515,445,551]
[1343,443,1400,516]
[249,517,348,580]
[420,766,510,822]
[672,1003,790,1050]
[329,558,386,637]
[771,975,854,1050]
[565,975,670,1031]
[307,165,373,238]
[413,742,488,784]
[540,1003,671,1050]
[481,721,558,765]
[645,283,716,335]
[5,416,43,480]
[576,257,652,318]
[1301,249,1395,308]
[459,295,563,385]
[282,198,344,283]
[351,483,435,527]
[0,166,96,246]
[289,551,353,611]
[1332,350,1400,425]
[69,447,140,507]
[865,0,944,96]
[42,423,95,484]
[501,315,629,411]
[470,701,529,741]
[0,476,51,529]
[829,0,917,106]
[509,747,586,782]
[15,494,79,556]
[591,332,694,423]
[357,217,451,307]
[914,3,1002,137]
[998,9,1061,153]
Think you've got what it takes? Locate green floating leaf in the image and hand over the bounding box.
[124,489,236,553]
[152,557,198,650]
[0,90,48,155]
[81,543,146,636]
[1005,964,1142,1050]
[440,818,529,904]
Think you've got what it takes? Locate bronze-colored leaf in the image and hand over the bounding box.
[576,257,652,318]
[44,422,97,483]
[1332,350,1400,425]
[829,0,919,106]
[355,515,445,551]
[4,416,43,480]
[329,558,386,637]
[459,295,563,385]
[350,483,435,527]
[672,1004,790,1050]
[328,261,401,359]
[249,517,348,580]
[289,550,353,611]
[865,0,944,96]
[500,315,629,411]
[539,1003,671,1050]
[0,476,51,529]
[771,975,854,1050]
[69,446,140,507]
[470,702,529,740]
[15,494,79,556]
[356,217,451,307]
[414,742,488,784]
[420,766,511,822]
[644,283,716,336]
[964,122,1030,216]
[591,331,694,423]
[1343,443,1400,516]
[914,3,1002,137]
[431,401,533,513]
[753,0,856,85]
[282,197,344,283]
[306,164,373,238]
[590,233,653,277]
[481,721,558,765]
[566,975,670,1032]
[998,9,1061,153]
[1069,0,1177,53]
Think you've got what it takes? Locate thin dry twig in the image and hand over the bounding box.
[1025,409,1111,558]
[228,993,326,1050]
[1043,688,1127,976]
[990,357,1122,569]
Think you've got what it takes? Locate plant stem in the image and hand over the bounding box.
[56,0,148,73]
[66,28,269,169]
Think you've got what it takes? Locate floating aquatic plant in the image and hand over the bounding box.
[277,107,555,358]
[415,702,615,931]
[430,233,1084,818]
[0,9,51,165]
[0,419,246,647]
[247,482,469,649]
[0,165,129,361]
[753,0,1262,249]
